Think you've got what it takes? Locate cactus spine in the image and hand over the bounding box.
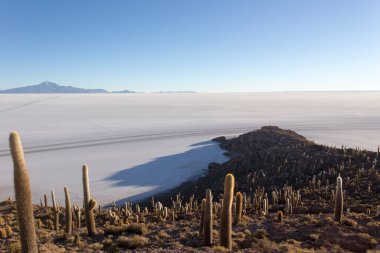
[64,187,72,234]
[236,192,243,222]
[334,175,343,222]
[204,189,213,246]
[220,173,234,250]
[9,131,38,253]
[82,164,96,236]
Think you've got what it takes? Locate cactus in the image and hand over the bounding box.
[220,173,234,250]
[9,131,38,253]
[277,211,283,223]
[155,202,168,221]
[51,190,60,231]
[123,206,131,223]
[5,226,12,237]
[64,187,72,234]
[73,205,81,228]
[0,228,7,239]
[35,219,43,228]
[263,198,268,215]
[199,199,206,235]
[74,233,81,246]
[334,175,344,222]
[44,194,48,207]
[204,189,213,246]
[236,192,243,222]
[82,165,96,236]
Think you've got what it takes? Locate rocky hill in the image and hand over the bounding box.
[1,126,379,252]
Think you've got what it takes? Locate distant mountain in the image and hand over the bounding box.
[112,90,137,93]
[152,91,197,93]
[0,81,108,93]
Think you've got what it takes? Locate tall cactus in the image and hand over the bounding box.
[82,165,96,236]
[199,199,206,235]
[334,175,344,222]
[51,190,60,231]
[220,173,234,250]
[9,131,38,253]
[44,194,48,207]
[64,187,72,234]
[204,189,213,246]
[236,192,243,222]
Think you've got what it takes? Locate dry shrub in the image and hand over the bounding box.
[118,235,148,249]
[156,230,170,240]
[125,223,147,235]
[342,218,357,227]
[212,245,230,252]
[8,241,21,253]
[253,229,268,239]
[104,225,124,236]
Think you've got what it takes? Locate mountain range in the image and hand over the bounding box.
[0,81,196,94]
[0,81,135,94]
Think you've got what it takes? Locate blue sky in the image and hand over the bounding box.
[0,0,379,92]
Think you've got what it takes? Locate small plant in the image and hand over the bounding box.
[342,218,357,227]
[125,223,147,235]
[212,245,230,252]
[118,235,148,249]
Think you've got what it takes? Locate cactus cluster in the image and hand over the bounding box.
[3,127,378,253]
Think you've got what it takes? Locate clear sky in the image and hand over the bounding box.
[0,0,379,92]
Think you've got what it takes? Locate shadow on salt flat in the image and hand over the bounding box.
[105,140,228,204]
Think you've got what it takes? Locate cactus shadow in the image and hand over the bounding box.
[105,140,228,205]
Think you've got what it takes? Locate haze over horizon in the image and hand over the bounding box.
[1,0,379,92]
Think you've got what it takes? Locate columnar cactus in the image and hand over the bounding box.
[199,199,206,235]
[236,192,243,222]
[204,189,213,246]
[51,190,60,231]
[220,173,234,250]
[334,175,344,222]
[277,211,283,223]
[44,194,48,207]
[82,165,96,236]
[263,198,268,216]
[9,131,38,253]
[285,198,292,215]
[73,205,81,228]
[64,187,72,234]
